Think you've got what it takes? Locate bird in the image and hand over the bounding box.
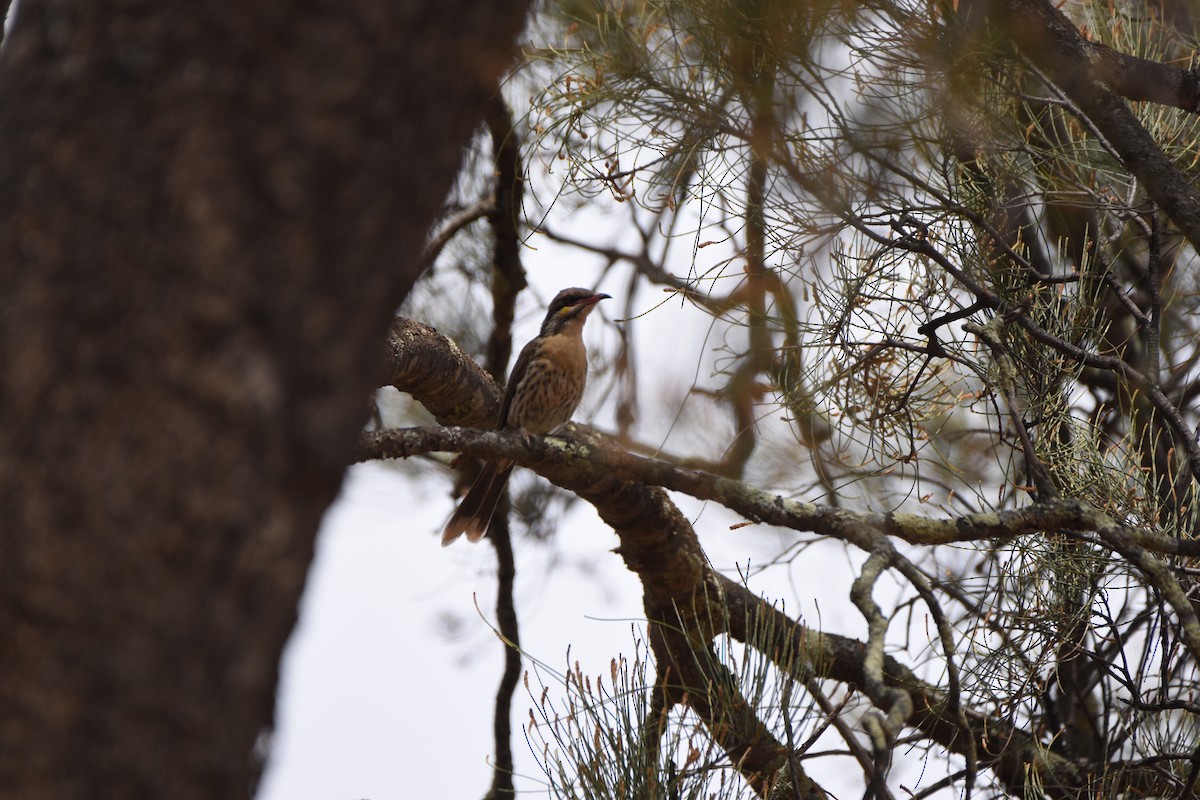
[441,287,610,546]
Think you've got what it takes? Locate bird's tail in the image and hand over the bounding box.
[441,460,515,546]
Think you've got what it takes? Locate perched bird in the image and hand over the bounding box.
[441,287,610,546]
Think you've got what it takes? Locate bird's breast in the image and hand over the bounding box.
[506,333,588,434]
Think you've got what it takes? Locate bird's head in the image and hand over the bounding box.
[540,287,610,335]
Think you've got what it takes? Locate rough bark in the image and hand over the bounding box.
[0,1,532,797]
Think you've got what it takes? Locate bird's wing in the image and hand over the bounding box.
[497,335,540,430]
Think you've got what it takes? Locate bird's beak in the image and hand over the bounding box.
[580,293,610,306]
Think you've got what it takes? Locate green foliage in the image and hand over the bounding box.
[525,607,833,800]
[525,635,753,800]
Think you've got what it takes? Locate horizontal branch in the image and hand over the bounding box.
[1081,30,1200,113]
[365,423,1200,665]
[362,424,1200,557]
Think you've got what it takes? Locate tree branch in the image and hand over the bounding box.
[419,198,496,270]
[718,577,1093,799]
[367,423,1200,663]
[480,90,528,800]
[997,0,1200,250]
[365,419,1197,554]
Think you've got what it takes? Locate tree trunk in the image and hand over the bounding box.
[0,1,532,797]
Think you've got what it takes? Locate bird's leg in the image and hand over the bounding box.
[544,421,577,440]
